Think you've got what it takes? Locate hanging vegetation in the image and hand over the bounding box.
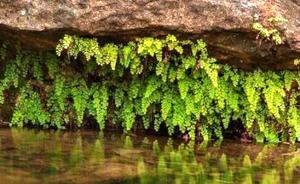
[0,34,300,143]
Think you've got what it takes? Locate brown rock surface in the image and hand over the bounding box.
[0,0,299,69]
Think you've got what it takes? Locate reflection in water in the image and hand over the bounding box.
[0,128,299,184]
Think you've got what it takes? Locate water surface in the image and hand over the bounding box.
[0,128,299,184]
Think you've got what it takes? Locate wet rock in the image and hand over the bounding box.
[0,121,9,128]
[240,132,253,143]
[0,0,299,69]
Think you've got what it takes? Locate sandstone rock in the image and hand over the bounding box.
[0,0,299,69]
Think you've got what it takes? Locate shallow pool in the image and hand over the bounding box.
[0,128,299,184]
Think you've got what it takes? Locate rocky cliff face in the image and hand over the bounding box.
[0,0,299,69]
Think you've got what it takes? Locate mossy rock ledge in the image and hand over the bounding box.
[0,0,299,70]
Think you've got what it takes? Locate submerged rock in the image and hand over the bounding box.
[0,0,299,69]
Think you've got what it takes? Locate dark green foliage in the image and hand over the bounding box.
[1,34,300,143]
[11,84,49,127]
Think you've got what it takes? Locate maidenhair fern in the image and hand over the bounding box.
[0,34,299,143]
[252,15,287,45]
[91,85,109,129]
[70,79,89,125]
[11,84,49,127]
